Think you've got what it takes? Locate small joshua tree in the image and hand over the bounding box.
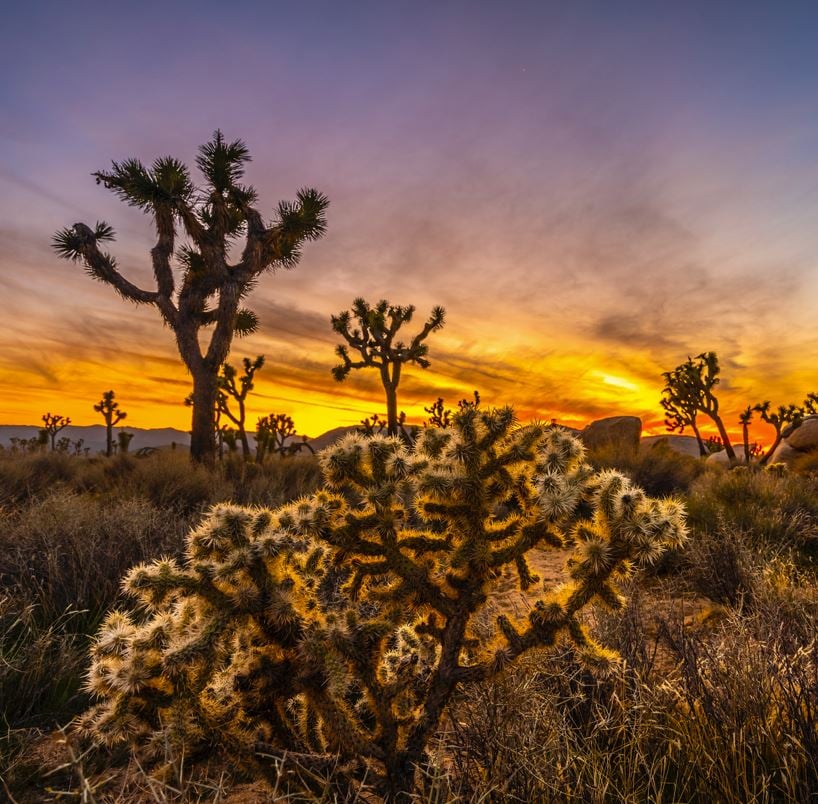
[662,352,736,463]
[754,401,804,465]
[255,413,314,461]
[218,356,264,461]
[41,413,71,452]
[81,407,686,799]
[94,390,127,457]
[53,131,328,466]
[738,405,754,464]
[424,391,480,428]
[332,299,445,436]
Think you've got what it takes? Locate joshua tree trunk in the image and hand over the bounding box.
[742,424,751,464]
[712,415,737,463]
[190,370,219,467]
[691,420,706,457]
[760,431,783,466]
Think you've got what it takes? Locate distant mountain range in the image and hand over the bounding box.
[0,424,360,455]
[0,423,703,458]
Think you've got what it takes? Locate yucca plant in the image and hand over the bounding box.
[79,407,686,799]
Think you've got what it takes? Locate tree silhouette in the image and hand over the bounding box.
[255,413,313,461]
[41,413,70,452]
[53,131,328,466]
[218,355,264,461]
[738,405,754,464]
[424,390,480,428]
[331,298,445,436]
[754,401,804,465]
[662,353,736,463]
[660,365,706,456]
[94,390,127,457]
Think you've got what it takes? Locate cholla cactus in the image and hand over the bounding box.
[81,407,686,798]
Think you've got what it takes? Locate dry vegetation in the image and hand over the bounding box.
[2,439,818,802]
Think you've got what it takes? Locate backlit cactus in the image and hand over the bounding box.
[80,406,686,798]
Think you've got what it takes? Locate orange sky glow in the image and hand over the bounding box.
[3,3,818,451]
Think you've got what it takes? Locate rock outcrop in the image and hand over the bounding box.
[770,415,818,466]
[580,416,641,455]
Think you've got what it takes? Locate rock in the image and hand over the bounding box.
[769,441,800,466]
[581,416,641,455]
[784,416,818,452]
[706,449,734,466]
[641,435,704,458]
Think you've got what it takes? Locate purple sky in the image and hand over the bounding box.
[2,1,818,436]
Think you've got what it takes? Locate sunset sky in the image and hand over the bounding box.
[2,1,818,443]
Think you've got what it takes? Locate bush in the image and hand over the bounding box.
[78,412,686,799]
[685,467,818,555]
[588,440,704,497]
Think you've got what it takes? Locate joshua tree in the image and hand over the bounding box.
[94,390,127,457]
[662,353,736,463]
[255,413,313,461]
[41,413,71,452]
[754,401,804,465]
[53,131,328,466]
[738,405,754,464]
[424,390,480,428]
[660,365,706,456]
[331,299,445,436]
[81,407,686,798]
[218,355,264,460]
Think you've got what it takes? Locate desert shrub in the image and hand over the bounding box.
[685,467,818,556]
[588,441,704,496]
[443,601,818,802]
[0,451,79,504]
[680,525,760,608]
[0,493,195,730]
[222,453,322,507]
[78,410,686,799]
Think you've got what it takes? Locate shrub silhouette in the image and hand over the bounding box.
[79,407,686,798]
[94,390,127,457]
[255,413,313,461]
[331,298,445,436]
[424,391,480,428]
[53,131,328,466]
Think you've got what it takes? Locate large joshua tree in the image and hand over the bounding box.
[331,298,445,436]
[53,131,328,465]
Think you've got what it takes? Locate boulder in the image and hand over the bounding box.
[641,435,704,458]
[581,416,641,455]
[769,441,800,466]
[706,449,734,466]
[784,416,818,452]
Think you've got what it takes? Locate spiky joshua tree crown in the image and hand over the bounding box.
[81,407,686,797]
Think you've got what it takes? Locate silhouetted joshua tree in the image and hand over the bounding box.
[53,131,328,466]
[738,405,754,464]
[754,401,804,465]
[218,355,264,460]
[424,390,480,428]
[331,298,445,436]
[94,390,127,457]
[255,413,314,462]
[661,365,706,456]
[662,352,736,463]
[41,413,70,452]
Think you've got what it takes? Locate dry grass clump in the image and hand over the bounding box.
[587,440,705,497]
